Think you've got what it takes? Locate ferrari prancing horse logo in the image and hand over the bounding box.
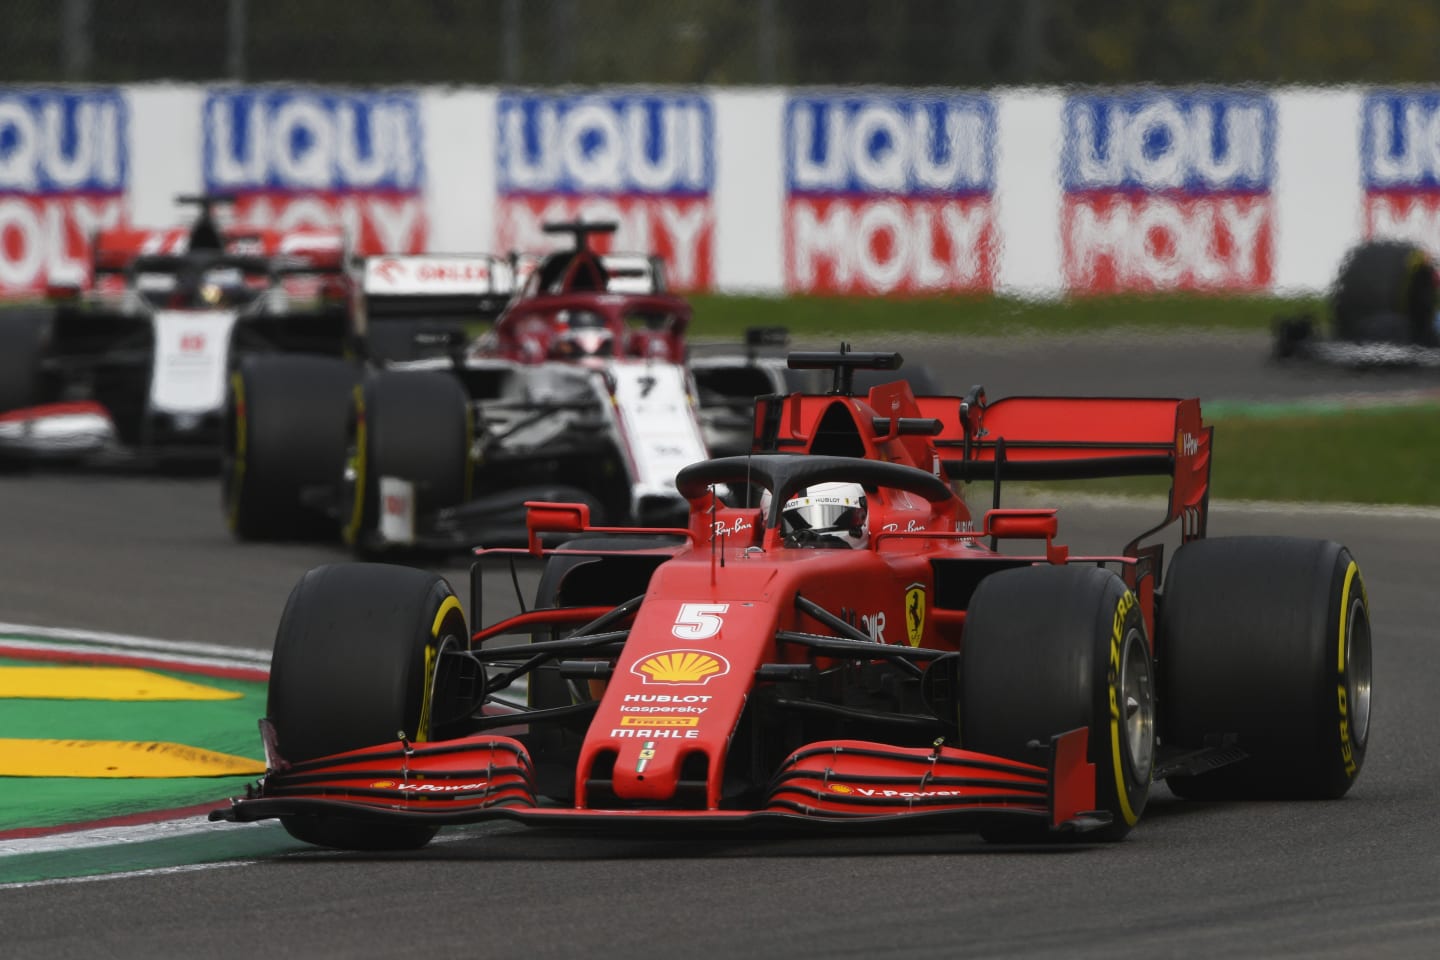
[905,583,926,647]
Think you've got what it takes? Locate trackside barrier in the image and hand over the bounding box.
[0,83,1416,299]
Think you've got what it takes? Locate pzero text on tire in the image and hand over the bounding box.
[1160,536,1372,800]
[267,563,470,850]
[961,563,1155,842]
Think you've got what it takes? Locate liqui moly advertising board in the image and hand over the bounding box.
[784,93,997,294]
[0,89,128,295]
[497,92,714,291]
[1061,91,1276,293]
[1362,91,1440,259]
[203,89,425,254]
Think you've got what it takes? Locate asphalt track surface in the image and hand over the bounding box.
[2,331,1439,958]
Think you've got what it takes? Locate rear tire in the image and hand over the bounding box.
[0,309,51,413]
[268,563,469,850]
[1332,241,1437,346]
[341,370,471,557]
[962,564,1155,843]
[1160,537,1372,800]
[224,355,360,541]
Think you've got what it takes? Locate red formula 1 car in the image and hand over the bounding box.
[214,351,1373,848]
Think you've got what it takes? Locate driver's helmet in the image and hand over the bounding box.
[779,481,868,549]
[549,309,615,358]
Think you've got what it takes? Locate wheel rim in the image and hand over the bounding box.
[1346,597,1373,746]
[1120,627,1156,779]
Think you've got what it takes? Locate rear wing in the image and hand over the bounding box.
[756,349,1212,546]
[361,254,516,319]
[922,389,1212,540]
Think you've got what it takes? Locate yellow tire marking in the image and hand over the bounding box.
[226,371,246,530]
[417,594,465,744]
[0,666,242,701]
[1110,590,1140,827]
[0,739,265,778]
[1338,560,1359,673]
[430,595,463,639]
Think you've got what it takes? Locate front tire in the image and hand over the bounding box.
[961,564,1155,842]
[1160,537,1372,800]
[341,370,471,556]
[224,355,359,541]
[267,563,470,850]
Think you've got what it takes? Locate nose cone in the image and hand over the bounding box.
[576,587,778,809]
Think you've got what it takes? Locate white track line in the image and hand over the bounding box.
[0,622,270,665]
[0,860,252,891]
[1,815,246,858]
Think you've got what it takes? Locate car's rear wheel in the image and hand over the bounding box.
[0,309,51,414]
[1332,240,1437,346]
[1160,536,1372,800]
[341,370,471,557]
[268,563,469,850]
[224,355,359,541]
[961,564,1155,843]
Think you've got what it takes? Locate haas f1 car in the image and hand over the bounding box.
[0,195,351,465]
[224,221,802,550]
[214,350,1373,848]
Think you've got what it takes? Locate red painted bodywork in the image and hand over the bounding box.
[217,369,1212,836]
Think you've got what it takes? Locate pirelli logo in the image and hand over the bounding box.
[619,716,699,728]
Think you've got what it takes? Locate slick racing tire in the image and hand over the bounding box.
[0,308,51,413]
[341,370,471,557]
[224,355,360,541]
[961,564,1156,843]
[268,563,470,851]
[1160,537,1372,801]
[1332,241,1438,346]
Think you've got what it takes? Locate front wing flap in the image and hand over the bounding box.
[212,728,1107,836]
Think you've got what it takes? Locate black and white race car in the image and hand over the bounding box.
[0,196,351,466]
[223,222,804,551]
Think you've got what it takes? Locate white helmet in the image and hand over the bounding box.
[780,481,868,549]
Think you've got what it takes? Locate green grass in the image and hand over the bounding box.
[689,293,1325,338]
[1012,404,1440,507]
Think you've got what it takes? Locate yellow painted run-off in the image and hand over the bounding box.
[0,666,244,701]
[0,739,266,778]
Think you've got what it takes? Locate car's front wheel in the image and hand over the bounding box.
[267,563,470,850]
[961,563,1155,843]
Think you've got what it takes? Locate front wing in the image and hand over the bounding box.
[211,728,1109,836]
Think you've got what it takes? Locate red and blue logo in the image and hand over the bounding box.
[784,93,996,295]
[1362,92,1440,258]
[0,89,128,295]
[203,89,426,254]
[1061,91,1275,293]
[497,93,714,291]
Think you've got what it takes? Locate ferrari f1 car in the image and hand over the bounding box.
[0,195,351,465]
[213,350,1373,848]
[224,221,807,550]
[1274,238,1440,366]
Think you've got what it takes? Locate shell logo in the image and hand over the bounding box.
[371,780,397,789]
[630,649,731,685]
[828,784,854,795]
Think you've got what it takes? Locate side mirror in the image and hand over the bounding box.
[525,501,592,555]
